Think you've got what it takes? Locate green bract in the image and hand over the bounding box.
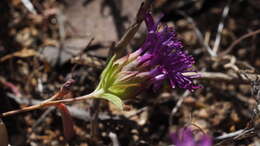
[93,53,147,110]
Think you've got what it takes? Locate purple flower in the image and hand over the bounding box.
[136,12,200,91]
[94,12,200,109]
[170,128,212,146]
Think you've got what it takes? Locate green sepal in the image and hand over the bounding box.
[94,55,140,110]
[108,83,140,97]
[97,55,119,90]
[96,92,123,110]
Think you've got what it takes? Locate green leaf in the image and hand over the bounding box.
[97,93,123,110]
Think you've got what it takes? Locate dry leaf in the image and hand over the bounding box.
[56,103,75,141]
[0,49,38,62]
[0,119,8,146]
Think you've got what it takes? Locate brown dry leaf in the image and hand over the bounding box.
[56,103,75,141]
[0,119,8,146]
[0,49,38,62]
[41,0,143,66]
[64,0,141,41]
[63,0,142,49]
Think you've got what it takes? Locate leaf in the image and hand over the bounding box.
[56,103,75,141]
[0,119,8,146]
[97,93,123,110]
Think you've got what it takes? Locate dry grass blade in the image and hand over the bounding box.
[212,0,231,54]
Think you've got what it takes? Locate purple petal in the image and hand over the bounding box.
[171,128,196,146]
[138,53,153,65]
[197,135,212,146]
[140,12,200,91]
[144,13,156,31]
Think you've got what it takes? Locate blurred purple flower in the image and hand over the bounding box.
[170,128,212,146]
[136,12,200,91]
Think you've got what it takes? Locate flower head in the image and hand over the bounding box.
[170,128,212,146]
[137,12,200,91]
[93,12,200,109]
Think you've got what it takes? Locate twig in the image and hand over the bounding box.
[215,128,255,146]
[177,11,216,57]
[251,78,260,138]
[0,79,99,117]
[57,11,66,43]
[109,132,120,146]
[111,0,153,59]
[212,0,231,54]
[90,99,100,143]
[184,72,260,84]
[169,91,190,126]
[215,129,250,140]
[32,107,55,129]
[70,37,95,74]
[220,29,260,56]
[56,10,66,65]
[127,107,148,119]
[21,0,37,14]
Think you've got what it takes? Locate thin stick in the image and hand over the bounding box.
[213,0,231,53]
[111,0,153,59]
[221,29,260,56]
[32,107,55,129]
[169,91,190,126]
[215,128,255,146]
[184,72,260,84]
[109,132,120,146]
[70,37,95,74]
[21,0,37,14]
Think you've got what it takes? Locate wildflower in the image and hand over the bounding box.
[93,12,199,109]
[139,12,200,91]
[170,128,212,146]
